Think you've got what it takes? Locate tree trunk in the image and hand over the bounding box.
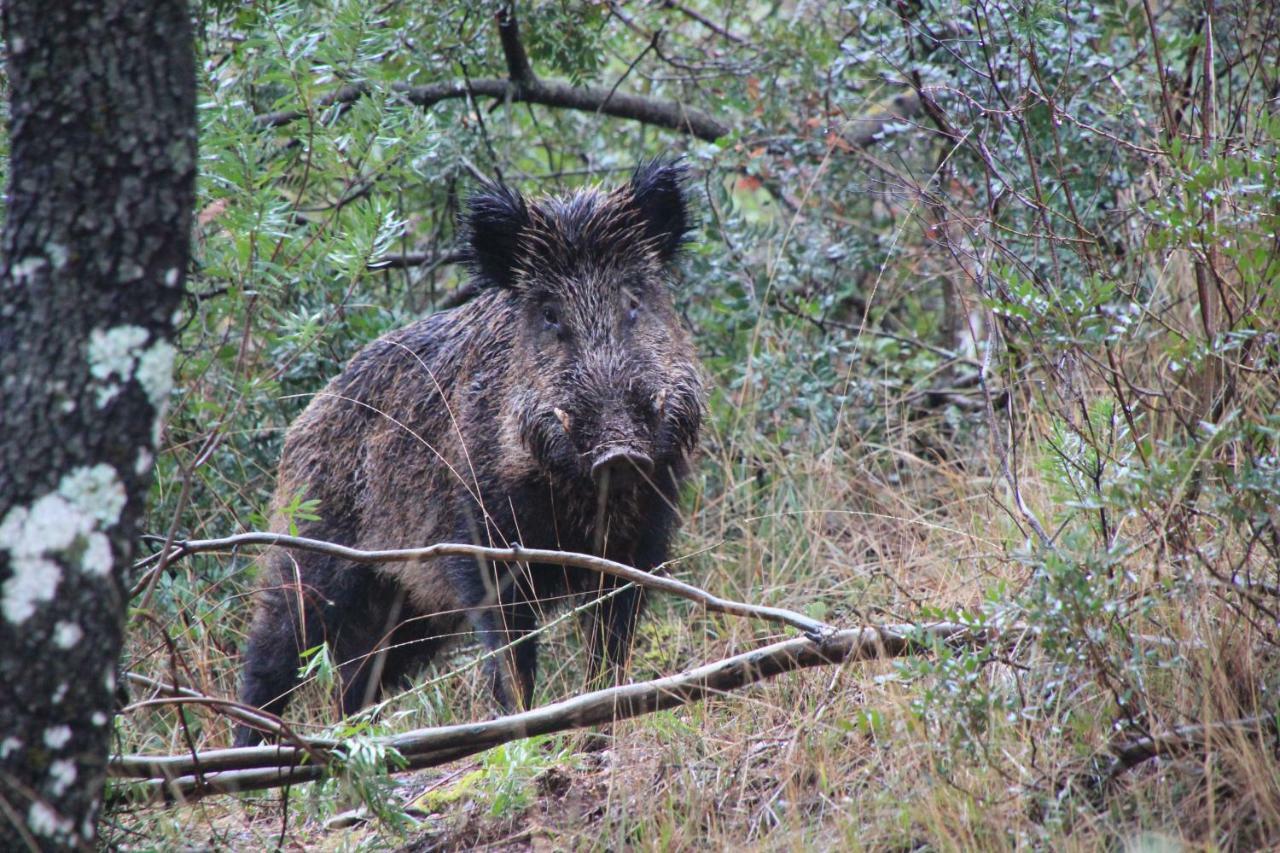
[0,1,194,847]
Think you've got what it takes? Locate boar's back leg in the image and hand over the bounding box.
[235,553,383,745]
[333,584,407,717]
[467,569,541,713]
[331,582,448,716]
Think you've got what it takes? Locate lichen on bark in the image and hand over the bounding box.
[0,0,196,846]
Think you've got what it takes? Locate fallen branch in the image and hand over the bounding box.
[130,533,833,639]
[109,620,985,802]
[1104,714,1277,780]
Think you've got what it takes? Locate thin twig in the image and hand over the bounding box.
[121,673,325,764]
[599,29,662,117]
[661,0,746,45]
[978,315,1053,548]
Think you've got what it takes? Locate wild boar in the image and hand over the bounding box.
[235,161,704,745]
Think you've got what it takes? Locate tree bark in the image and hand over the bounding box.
[0,1,195,848]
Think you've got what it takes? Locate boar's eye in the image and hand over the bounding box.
[625,293,641,325]
[541,304,561,333]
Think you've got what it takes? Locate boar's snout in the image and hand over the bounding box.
[591,445,654,492]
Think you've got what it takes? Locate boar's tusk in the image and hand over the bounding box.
[553,407,572,433]
[654,387,668,413]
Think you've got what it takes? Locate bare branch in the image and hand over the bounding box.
[122,673,286,738]
[251,68,925,151]
[366,249,467,272]
[437,281,482,310]
[132,532,832,638]
[109,621,985,802]
[660,0,746,45]
[253,82,371,128]
[979,316,1054,548]
[496,4,536,87]
[254,77,729,141]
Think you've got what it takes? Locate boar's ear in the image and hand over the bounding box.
[465,182,529,288]
[629,159,692,264]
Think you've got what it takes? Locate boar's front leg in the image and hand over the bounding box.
[583,533,669,689]
[475,605,539,712]
[582,580,647,689]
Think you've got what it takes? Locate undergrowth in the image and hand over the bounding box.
[107,0,1278,849]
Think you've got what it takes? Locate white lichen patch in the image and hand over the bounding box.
[11,255,48,284]
[80,532,112,576]
[0,495,78,556]
[134,339,176,410]
[95,383,122,409]
[88,325,148,384]
[46,242,69,270]
[43,726,72,749]
[86,325,175,411]
[1,556,62,624]
[165,267,180,287]
[51,683,68,702]
[82,798,101,840]
[135,448,154,476]
[53,621,83,649]
[117,260,145,282]
[48,759,77,797]
[28,802,72,838]
[58,464,126,526]
[1,466,126,623]
[0,737,21,759]
[91,712,107,727]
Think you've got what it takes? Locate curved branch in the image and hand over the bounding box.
[109,620,984,802]
[131,532,832,638]
[366,249,467,272]
[255,77,728,141]
[122,673,287,738]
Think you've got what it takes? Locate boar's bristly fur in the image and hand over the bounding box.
[235,161,704,746]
